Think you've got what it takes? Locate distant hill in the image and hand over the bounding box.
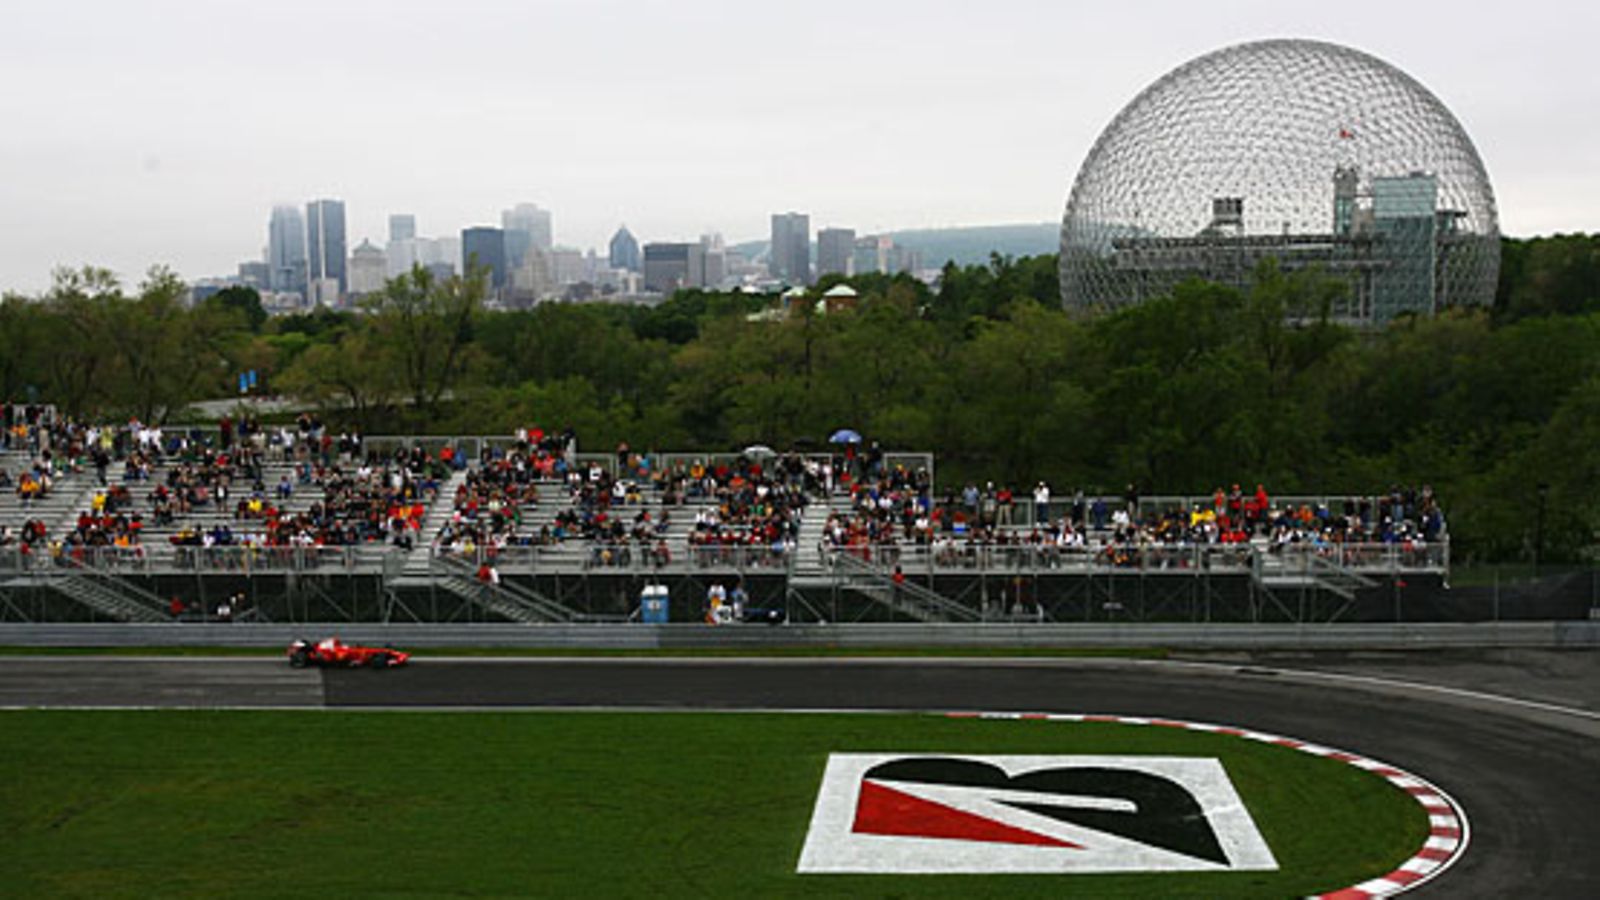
[885,223,1059,267]
[729,222,1059,269]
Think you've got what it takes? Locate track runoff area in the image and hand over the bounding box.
[0,659,1510,898]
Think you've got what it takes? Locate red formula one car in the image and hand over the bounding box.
[287,637,409,669]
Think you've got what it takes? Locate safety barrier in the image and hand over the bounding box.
[0,620,1593,650]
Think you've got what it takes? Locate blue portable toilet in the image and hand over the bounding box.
[640,584,670,623]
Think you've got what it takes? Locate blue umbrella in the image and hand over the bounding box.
[829,429,863,444]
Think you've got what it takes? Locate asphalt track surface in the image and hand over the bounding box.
[3,654,1596,897]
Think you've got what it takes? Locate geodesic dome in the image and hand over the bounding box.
[1060,39,1499,322]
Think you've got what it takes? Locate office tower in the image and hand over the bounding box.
[237,261,271,292]
[548,248,586,285]
[509,249,554,306]
[769,212,810,284]
[387,238,417,279]
[503,227,533,271]
[852,234,892,276]
[409,237,459,275]
[817,227,855,277]
[700,233,727,288]
[389,214,416,243]
[384,214,418,278]
[642,242,705,293]
[267,205,307,295]
[609,225,641,272]
[306,199,348,296]
[502,203,553,252]
[348,240,388,296]
[461,227,508,288]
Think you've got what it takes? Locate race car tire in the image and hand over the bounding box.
[288,650,310,669]
[370,653,391,669]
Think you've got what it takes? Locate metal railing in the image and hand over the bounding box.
[818,541,1446,575]
[921,492,1441,531]
[0,544,396,574]
[0,538,1446,579]
[429,542,794,574]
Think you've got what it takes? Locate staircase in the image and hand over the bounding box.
[431,556,574,623]
[1305,554,1380,600]
[790,493,839,582]
[394,469,469,585]
[48,478,107,540]
[37,563,170,622]
[829,551,980,623]
[1252,550,1378,601]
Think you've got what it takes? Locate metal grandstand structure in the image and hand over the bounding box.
[1,434,1451,625]
[1060,39,1499,323]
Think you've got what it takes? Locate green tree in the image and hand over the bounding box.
[39,266,123,417]
[367,265,485,418]
[206,285,268,333]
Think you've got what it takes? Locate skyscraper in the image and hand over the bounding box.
[817,227,855,278]
[700,233,727,288]
[770,212,810,284]
[609,225,641,272]
[237,260,271,292]
[389,214,416,244]
[306,199,348,299]
[461,227,508,289]
[509,249,553,306]
[420,237,460,274]
[502,203,553,253]
[852,234,893,276]
[348,240,388,296]
[642,242,705,293]
[548,248,586,286]
[267,205,307,295]
[387,214,418,279]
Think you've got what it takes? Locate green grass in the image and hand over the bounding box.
[0,711,1425,898]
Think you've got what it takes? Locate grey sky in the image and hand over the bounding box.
[1,0,1594,295]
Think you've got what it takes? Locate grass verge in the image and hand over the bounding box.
[0,710,1423,898]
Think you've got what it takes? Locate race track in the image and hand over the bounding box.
[2,653,1595,897]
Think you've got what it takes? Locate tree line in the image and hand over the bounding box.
[2,234,1597,563]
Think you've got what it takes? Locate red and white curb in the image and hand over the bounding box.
[943,712,1468,898]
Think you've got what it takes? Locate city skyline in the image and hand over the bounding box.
[1,0,1596,294]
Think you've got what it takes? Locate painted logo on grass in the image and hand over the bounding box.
[798,754,1277,874]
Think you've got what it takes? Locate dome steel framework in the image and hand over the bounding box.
[1060,39,1499,323]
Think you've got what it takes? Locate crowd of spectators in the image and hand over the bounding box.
[821,473,1446,571]
[3,405,1450,575]
[680,458,805,568]
[433,442,816,571]
[0,519,50,551]
[432,431,580,555]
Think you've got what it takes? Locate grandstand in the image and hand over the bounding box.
[0,418,1454,625]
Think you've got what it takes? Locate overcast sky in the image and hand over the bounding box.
[0,0,1594,294]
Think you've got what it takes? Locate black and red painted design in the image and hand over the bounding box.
[799,751,1276,874]
[853,757,1231,863]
